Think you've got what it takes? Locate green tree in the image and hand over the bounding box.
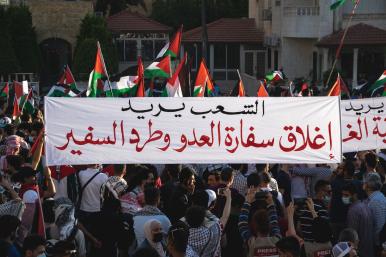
[6,5,40,73]
[151,0,248,30]
[0,7,20,76]
[73,14,118,78]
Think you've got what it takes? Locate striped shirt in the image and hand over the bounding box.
[297,199,329,242]
[368,191,386,245]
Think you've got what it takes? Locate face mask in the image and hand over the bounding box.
[341,196,351,205]
[153,232,163,243]
[28,136,34,143]
[37,254,46,257]
[323,195,331,204]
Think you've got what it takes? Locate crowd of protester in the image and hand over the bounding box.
[0,109,386,257]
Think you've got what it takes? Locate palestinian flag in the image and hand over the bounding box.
[104,76,138,97]
[194,59,213,97]
[58,65,80,94]
[165,53,186,97]
[144,55,172,79]
[20,90,34,114]
[368,70,386,97]
[0,82,9,98]
[237,71,246,97]
[14,81,28,100]
[266,71,283,82]
[47,85,77,97]
[257,81,269,97]
[87,42,109,97]
[328,74,350,97]
[136,57,145,97]
[330,0,346,10]
[12,96,20,120]
[156,25,183,59]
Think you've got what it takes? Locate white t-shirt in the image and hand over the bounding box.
[23,190,38,203]
[78,168,108,212]
[53,177,68,200]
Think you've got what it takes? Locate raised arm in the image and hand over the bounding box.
[220,187,232,227]
[238,187,256,242]
[266,193,281,238]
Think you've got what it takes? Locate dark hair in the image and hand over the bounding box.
[276,236,301,257]
[23,234,46,253]
[259,172,271,184]
[220,167,234,183]
[0,240,9,257]
[312,217,332,243]
[255,164,268,173]
[18,122,31,132]
[46,240,76,257]
[162,164,181,180]
[247,173,261,187]
[179,167,195,184]
[6,155,23,170]
[4,124,16,136]
[132,247,161,257]
[128,165,150,191]
[185,206,206,228]
[20,113,31,123]
[113,164,126,176]
[42,198,56,223]
[365,152,377,169]
[229,164,242,171]
[144,187,160,206]
[314,180,330,194]
[191,190,209,208]
[0,215,21,239]
[344,160,356,178]
[338,228,359,244]
[341,182,358,195]
[167,222,190,253]
[253,209,270,235]
[30,122,44,134]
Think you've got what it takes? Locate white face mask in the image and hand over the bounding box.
[37,253,46,257]
[341,196,351,205]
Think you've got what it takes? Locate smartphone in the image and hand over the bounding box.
[218,188,226,196]
[294,197,307,206]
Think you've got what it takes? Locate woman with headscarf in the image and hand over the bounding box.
[139,219,166,257]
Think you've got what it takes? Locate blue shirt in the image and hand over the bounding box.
[368,191,386,245]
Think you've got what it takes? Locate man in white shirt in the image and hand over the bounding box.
[77,165,108,233]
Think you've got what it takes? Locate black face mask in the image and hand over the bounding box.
[153,232,163,243]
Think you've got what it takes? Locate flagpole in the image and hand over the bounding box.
[325,0,360,88]
[97,41,114,97]
[20,89,32,113]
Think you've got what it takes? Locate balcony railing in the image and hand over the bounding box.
[283,6,320,16]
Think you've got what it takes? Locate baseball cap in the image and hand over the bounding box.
[332,242,351,257]
[205,189,217,207]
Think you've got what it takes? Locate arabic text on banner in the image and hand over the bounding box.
[342,97,386,153]
[44,97,342,165]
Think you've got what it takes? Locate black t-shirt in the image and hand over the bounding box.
[276,170,292,206]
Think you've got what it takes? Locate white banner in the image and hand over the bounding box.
[342,97,386,152]
[44,97,342,165]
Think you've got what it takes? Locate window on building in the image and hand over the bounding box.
[125,40,137,62]
[267,48,272,69]
[116,40,125,62]
[141,40,154,61]
[214,44,226,69]
[227,44,240,69]
[274,50,279,70]
[313,51,317,82]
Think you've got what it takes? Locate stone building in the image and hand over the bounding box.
[249,0,386,85]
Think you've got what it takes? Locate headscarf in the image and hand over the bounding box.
[100,176,128,204]
[143,219,165,257]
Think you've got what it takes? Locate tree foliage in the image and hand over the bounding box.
[0,5,40,76]
[151,0,248,30]
[73,14,118,78]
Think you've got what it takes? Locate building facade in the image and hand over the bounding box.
[250,0,386,85]
[182,18,264,93]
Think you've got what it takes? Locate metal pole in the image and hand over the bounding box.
[201,0,208,61]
